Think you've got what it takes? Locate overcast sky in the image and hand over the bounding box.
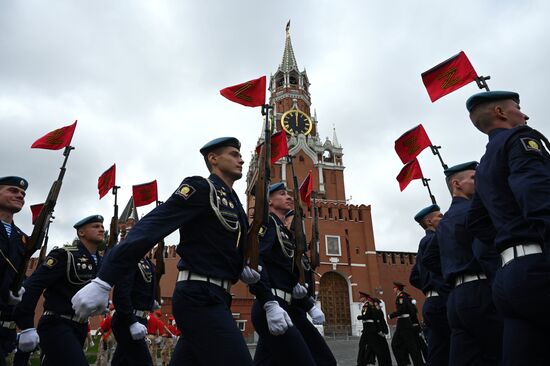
[2,0,548,253]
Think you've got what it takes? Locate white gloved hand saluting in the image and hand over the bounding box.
[18,328,39,352]
[291,283,308,299]
[308,305,325,325]
[129,322,148,340]
[240,265,261,285]
[8,287,25,305]
[263,301,293,335]
[72,278,111,319]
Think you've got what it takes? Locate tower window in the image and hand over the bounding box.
[276,77,284,87]
[289,76,298,85]
[325,235,341,256]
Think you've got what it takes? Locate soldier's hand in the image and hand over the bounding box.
[240,265,261,284]
[292,283,308,299]
[72,278,112,318]
[263,301,293,335]
[308,305,325,325]
[8,287,25,305]
[129,322,148,340]
[18,328,39,352]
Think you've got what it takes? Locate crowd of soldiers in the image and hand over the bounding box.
[2,88,549,366]
[355,90,550,366]
[1,134,337,365]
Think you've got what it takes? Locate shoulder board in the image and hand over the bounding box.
[174,176,207,200]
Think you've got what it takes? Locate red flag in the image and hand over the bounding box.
[394,124,432,164]
[396,159,424,191]
[299,170,314,208]
[98,164,116,199]
[220,76,266,107]
[133,180,158,207]
[255,131,289,164]
[421,51,478,102]
[30,203,45,225]
[31,120,77,150]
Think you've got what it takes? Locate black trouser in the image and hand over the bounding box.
[356,326,368,366]
[169,281,252,365]
[391,317,424,366]
[252,298,316,366]
[447,279,502,366]
[37,315,88,366]
[422,295,450,366]
[0,325,16,366]
[492,253,550,366]
[111,312,153,366]
[286,304,336,366]
[364,324,392,366]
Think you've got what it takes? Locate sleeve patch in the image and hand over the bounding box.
[44,257,57,268]
[175,183,196,200]
[520,137,542,154]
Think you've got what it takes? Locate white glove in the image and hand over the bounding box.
[152,300,161,310]
[8,287,25,305]
[129,322,148,340]
[155,336,162,344]
[291,283,308,299]
[240,265,261,284]
[263,301,293,336]
[18,328,39,352]
[72,278,112,319]
[308,305,325,325]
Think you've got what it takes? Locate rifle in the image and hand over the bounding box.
[309,191,320,270]
[245,104,273,270]
[37,217,53,264]
[288,155,307,285]
[154,200,166,303]
[11,146,74,293]
[104,186,120,253]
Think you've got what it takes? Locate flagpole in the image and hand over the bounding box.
[475,75,491,91]
[422,178,437,205]
[429,145,448,170]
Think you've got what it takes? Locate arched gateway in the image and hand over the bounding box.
[319,271,351,335]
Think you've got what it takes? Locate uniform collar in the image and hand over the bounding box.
[208,173,232,192]
[488,128,508,140]
[425,228,435,234]
[451,196,469,204]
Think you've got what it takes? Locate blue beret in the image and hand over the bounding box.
[268,182,286,195]
[414,204,440,223]
[74,215,104,229]
[199,137,241,156]
[444,161,479,178]
[466,91,519,112]
[0,176,28,190]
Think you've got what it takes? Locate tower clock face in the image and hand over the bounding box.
[281,109,313,136]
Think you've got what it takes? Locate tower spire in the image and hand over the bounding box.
[279,20,299,73]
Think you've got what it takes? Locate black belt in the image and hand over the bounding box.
[43,310,89,324]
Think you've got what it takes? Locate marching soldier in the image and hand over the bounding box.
[249,182,317,365]
[388,281,424,366]
[425,162,502,366]
[110,254,156,366]
[72,137,259,365]
[0,176,28,366]
[466,91,550,365]
[356,291,370,366]
[15,215,105,365]
[410,204,450,365]
[372,298,392,365]
[283,210,336,366]
[357,293,391,366]
[96,311,114,366]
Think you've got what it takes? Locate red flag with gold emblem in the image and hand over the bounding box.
[132,180,158,207]
[255,131,289,164]
[98,164,116,199]
[299,170,314,208]
[30,203,45,225]
[31,120,77,150]
[396,159,423,191]
[220,76,266,107]
[421,51,478,102]
[394,124,432,164]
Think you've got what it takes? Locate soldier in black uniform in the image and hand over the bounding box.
[388,281,424,366]
[410,204,450,366]
[357,293,391,366]
[0,176,28,366]
[283,209,336,366]
[71,137,259,365]
[110,255,156,366]
[250,182,317,366]
[356,291,370,366]
[466,91,550,365]
[15,214,104,365]
[372,298,392,365]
